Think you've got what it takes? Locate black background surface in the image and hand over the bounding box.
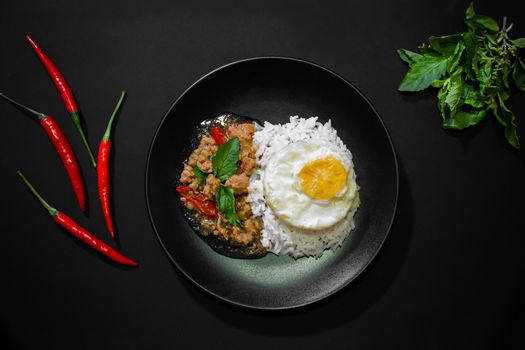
[1,0,524,348]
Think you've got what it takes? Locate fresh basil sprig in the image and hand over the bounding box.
[212,137,240,181]
[209,136,243,226]
[216,185,242,227]
[398,2,525,149]
[192,166,208,187]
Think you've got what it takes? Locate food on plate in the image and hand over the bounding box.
[263,141,358,231]
[177,114,360,259]
[177,114,266,258]
[248,116,360,258]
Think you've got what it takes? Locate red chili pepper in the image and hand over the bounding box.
[26,35,97,167]
[1,93,86,211]
[17,171,138,267]
[210,125,228,146]
[97,91,126,238]
[176,185,218,218]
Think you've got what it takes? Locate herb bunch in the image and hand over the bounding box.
[398,3,525,148]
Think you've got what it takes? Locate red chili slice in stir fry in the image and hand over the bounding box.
[176,185,218,218]
[210,125,228,146]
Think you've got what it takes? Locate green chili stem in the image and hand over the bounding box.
[0,93,46,120]
[17,171,57,217]
[70,111,97,167]
[103,91,126,141]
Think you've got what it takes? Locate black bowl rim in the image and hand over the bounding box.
[144,56,399,310]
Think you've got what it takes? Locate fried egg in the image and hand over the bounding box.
[263,141,358,230]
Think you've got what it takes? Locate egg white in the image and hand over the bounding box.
[263,141,358,231]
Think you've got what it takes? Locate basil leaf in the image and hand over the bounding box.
[462,83,485,108]
[500,64,511,91]
[489,95,518,146]
[216,185,242,227]
[211,137,239,181]
[512,38,525,48]
[463,32,477,79]
[443,106,486,129]
[193,166,208,187]
[437,83,449,116]
[496,95,520,149]
[445,69,464,116]
[477,58,493,91]
[465,2,475,19]
[432,79,446,88]
[513,58,525,92]
[467,15,499,33]
[465,3,499,33]
[447,42,465,73]
[437,69,464,120]
[429,34,463,56]
[398,54,449,92]
[397,49,422,67]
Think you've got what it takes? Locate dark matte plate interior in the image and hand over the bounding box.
[145,57,398,309]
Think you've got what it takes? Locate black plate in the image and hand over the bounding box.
[145,57,398,309]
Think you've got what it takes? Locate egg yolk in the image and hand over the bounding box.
[298,156,347,200]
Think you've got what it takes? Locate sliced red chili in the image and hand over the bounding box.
[176,185,218,218]
[176,185,191,195]
[185,197,218,218]
[210,125,228,146]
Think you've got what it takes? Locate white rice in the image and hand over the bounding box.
[247,116,360,258]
